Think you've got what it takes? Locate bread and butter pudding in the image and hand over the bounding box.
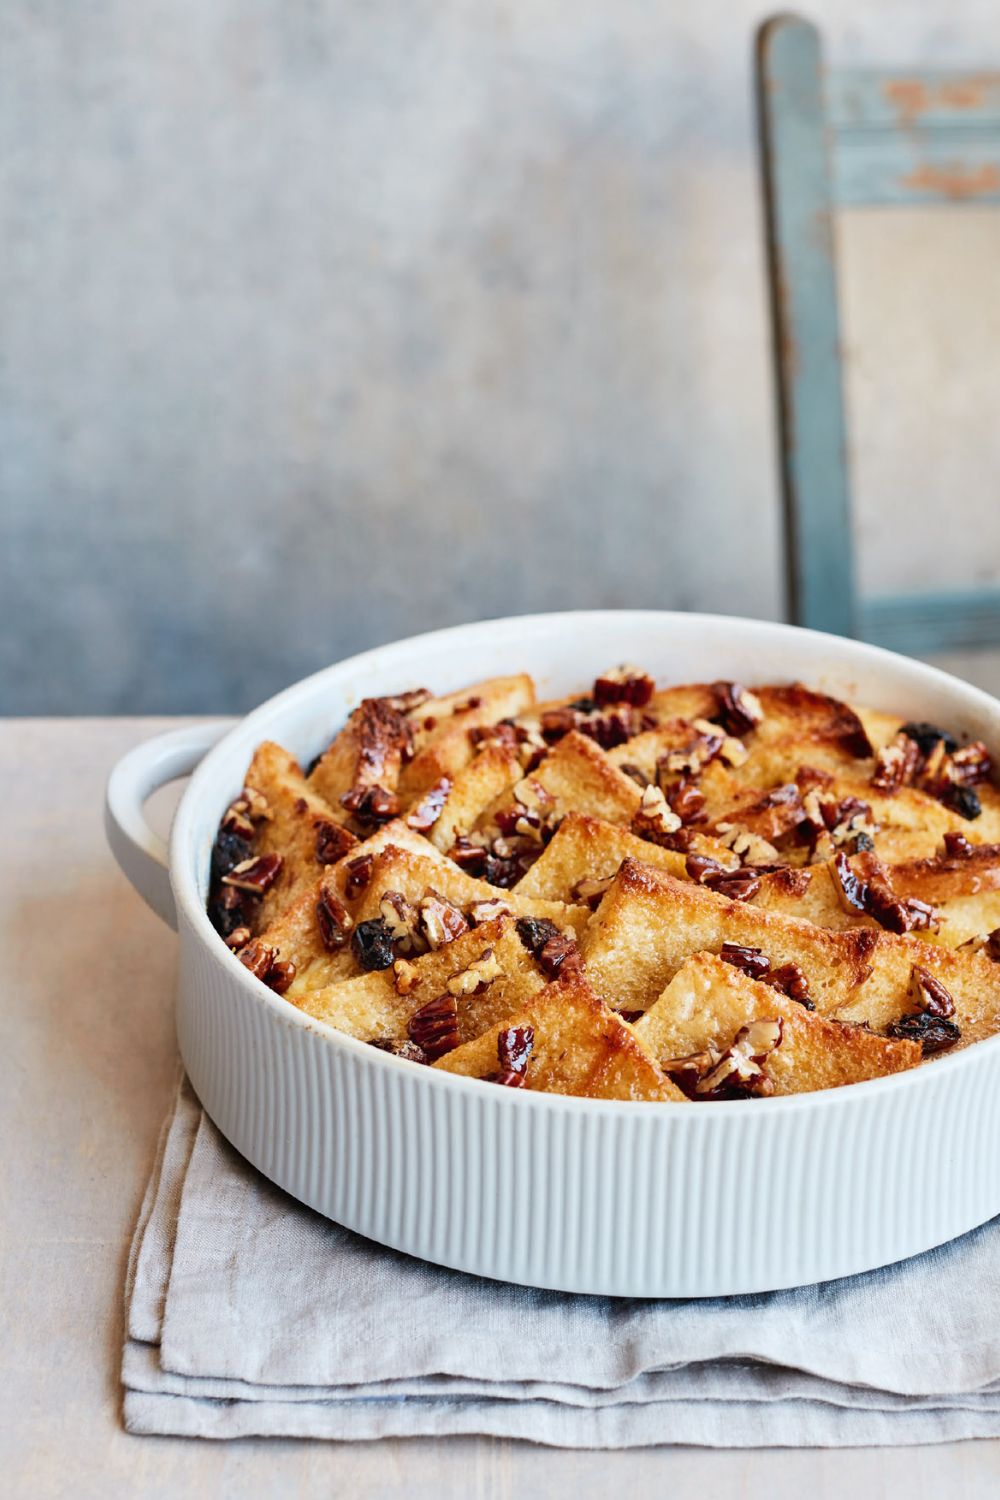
[206,668,1000,1102]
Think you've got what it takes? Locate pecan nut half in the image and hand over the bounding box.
[490,1023,536,1087]
[221,851,283,895]
[317,889,354,951]
[712,682,764,738]
[407,994,459,1060]
[592,665,655,709]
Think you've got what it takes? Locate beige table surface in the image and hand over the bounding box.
[6,716,1000,1499]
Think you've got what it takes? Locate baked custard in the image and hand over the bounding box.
[207,670,1000,1101]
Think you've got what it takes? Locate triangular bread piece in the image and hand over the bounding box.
[399,675,535,800]
[633,952,920,1093]
[434,972,686,1101]
[243,741,354,928]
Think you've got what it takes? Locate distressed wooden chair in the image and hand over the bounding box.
[756,14,1000,650]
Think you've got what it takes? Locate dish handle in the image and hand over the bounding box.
[105,720,233,930]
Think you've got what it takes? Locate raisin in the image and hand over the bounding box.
[350,918,396,971]
[940,784,982,821]
[515,917,562,957]
[901,721,958,756]
[211,830,252,881]
[885,1011,961,1055]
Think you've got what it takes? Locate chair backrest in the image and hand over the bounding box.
[756,14,1000,652]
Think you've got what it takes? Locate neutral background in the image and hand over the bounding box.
[3,0,1000,713]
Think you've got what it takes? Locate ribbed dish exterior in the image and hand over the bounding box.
[163,611,1000,1296]
[177,907,1000,1297]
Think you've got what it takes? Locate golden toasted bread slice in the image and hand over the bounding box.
[255,872,357,996]
[583,858,1000,1048]
[633,952,920,1093]
[421,743,521,852]
[582,858,879,1015]
[752,855,1000,949]
[294,914,544,1049]
[319,818,441,905]
[244,741,355,928]
[479,730,643,832]
[434,972,686,1101]
[399,675,536,800]
[308,697,412,819]
[352,843,589,938]
[512,811,689,902]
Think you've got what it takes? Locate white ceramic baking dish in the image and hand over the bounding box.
[106,611,1000,1297]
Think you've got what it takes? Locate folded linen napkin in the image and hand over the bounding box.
[123,1076,1000,1447]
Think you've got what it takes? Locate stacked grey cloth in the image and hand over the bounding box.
[123,1076,1000,1446]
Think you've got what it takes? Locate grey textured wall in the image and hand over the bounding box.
[3,1,1000,713]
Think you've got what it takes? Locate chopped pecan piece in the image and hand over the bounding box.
[830,852,939,934]
[719,942,770,981]
[378,891,426,956]
[447,836,489,875]
[237,940,296,994]
[577,704,643,750]
[660,724,724,778]
[714,822,779,866]
[224,925,252,951]
[221,851,283,895]
[340,783,401,826]
[662,777,706,825]
[343,852,374,898]
[537,933,584,980]
[350,918,396,971]
[392,957,420,995]
[368,1037,428,1064]
[831,851,869,915]
[764,962,813,1008]
[419,890,470,949]
[632,784,683,846]
[909,965,955,1018]
[315,820,357,865]
[885,1011,961,1055]
[949,741,992,786]
[468,897,511,925]
[491,1023,536,1086]
[712,682,764,738]
[406,777,452,833]
[447,947,503,996]
[385,688,433,714]
[407,994,459,1060]
[685,852,761,901]
[317,889,354,951]
[872,732,922,794]
[663,1050,719,1099]
[942,831,974,859]
[987,929,1000,963]
[592,665,655,709]
[695,1017,783,1098]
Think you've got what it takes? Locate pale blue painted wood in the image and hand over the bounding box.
[861,588,1000,655]
[756,15,856,638]
[830,69,1000,206]
[756,16,1000,651]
